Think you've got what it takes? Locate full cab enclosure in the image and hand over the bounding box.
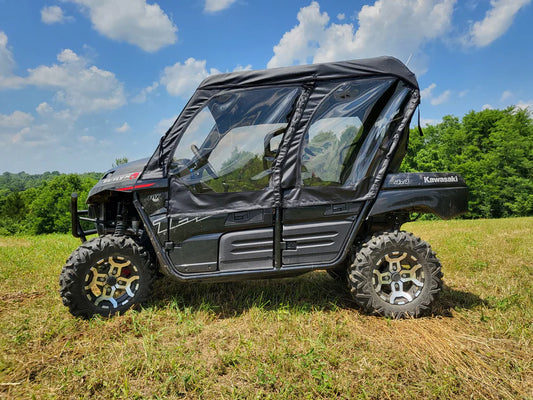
[61,57,468,319]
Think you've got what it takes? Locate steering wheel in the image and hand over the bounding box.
[190,144,218,179]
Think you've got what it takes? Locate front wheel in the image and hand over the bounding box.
[59,235,156,318]
[348,231,443,318]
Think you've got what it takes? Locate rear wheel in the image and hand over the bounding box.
[348,231,442,318]
[59,235,156,318]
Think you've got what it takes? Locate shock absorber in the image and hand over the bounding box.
[114,202,126,236]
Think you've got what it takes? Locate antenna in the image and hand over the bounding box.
[405,53,413,66]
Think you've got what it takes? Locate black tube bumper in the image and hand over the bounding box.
[70,193,97,242]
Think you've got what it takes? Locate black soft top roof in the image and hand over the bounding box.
[198,56,418,90]
[141,56,420,181]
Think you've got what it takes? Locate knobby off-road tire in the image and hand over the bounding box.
[348,231,443,318]
[59,235,156,318]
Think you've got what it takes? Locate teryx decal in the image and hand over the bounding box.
[151,216,211,235]
[102,172,141,184]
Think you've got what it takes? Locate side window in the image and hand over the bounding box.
[301,79,397,186]
[348,84,410,185]
[171,87,301,193]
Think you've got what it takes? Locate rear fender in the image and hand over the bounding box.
[369,173,468,219]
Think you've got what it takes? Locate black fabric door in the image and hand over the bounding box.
[280,78,415,266]
[166,86,302,273]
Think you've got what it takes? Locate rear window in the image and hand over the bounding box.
[301,78,410,187]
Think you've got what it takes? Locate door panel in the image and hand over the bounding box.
[167,207,273,273]
[169,233,221,273]
[282,220,352,265]
[281,202,362,266]
[219,228,274,271]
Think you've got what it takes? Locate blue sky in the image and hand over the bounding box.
[0,0,531,173]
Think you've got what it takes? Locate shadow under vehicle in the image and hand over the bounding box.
[61,57,468,319]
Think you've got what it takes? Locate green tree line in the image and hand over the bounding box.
[0,172,100,235]
[401,107,532,218]
[0,108,531,235]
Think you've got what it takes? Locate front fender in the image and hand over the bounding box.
[87,158,149,200]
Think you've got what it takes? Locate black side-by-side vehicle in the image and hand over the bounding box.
[60,57,468,318]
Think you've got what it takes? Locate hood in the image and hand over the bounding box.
[88,158,149,198]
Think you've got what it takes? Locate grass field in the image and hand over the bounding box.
[0,217,532,399]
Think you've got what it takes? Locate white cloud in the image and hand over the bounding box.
[57,49,79,63]
[11,127,41,145]
[131,81,159,103]
[420,117,442,127]
[160,58,250,98]
[79,135,96,143]
[267,2,329,68]
[0,34,11,72]
[0,111,34,129]
[66,0,177,52]
[36,103,78,124]
[155,116,177,135]
[41,6,73,24]
[465,0,531,47]
[500,90,513,102]
[232,64,253,72]
[0,104,121,171]
[204,0,237,13]
[1,34,126,115]
[482,104,493,110]
[430,90,451,105]
[0,112,54,147]
[36,102,53,115]
[161,58,220,98]
[459,90,469,98]
[0,32,24,89]
[115,122,130,132]
[421,83,437,99]
[267,0,456,73]
[516,100,533,111]
[25,49,126,113]
[420,83,451,105]
[466,0,481,11]
[337,13,346,20]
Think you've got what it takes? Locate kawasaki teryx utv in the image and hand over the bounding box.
[60,57,468,319]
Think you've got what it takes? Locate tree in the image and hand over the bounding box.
[401,107,533,218]
[112,157,129,168]
[28,174,97,234]
[0,192,27,235]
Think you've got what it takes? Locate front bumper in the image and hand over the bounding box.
[70,193,97,242]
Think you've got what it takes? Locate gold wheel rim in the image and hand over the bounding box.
[84,256,140,310]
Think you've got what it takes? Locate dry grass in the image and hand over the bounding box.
[0,217,532,399]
